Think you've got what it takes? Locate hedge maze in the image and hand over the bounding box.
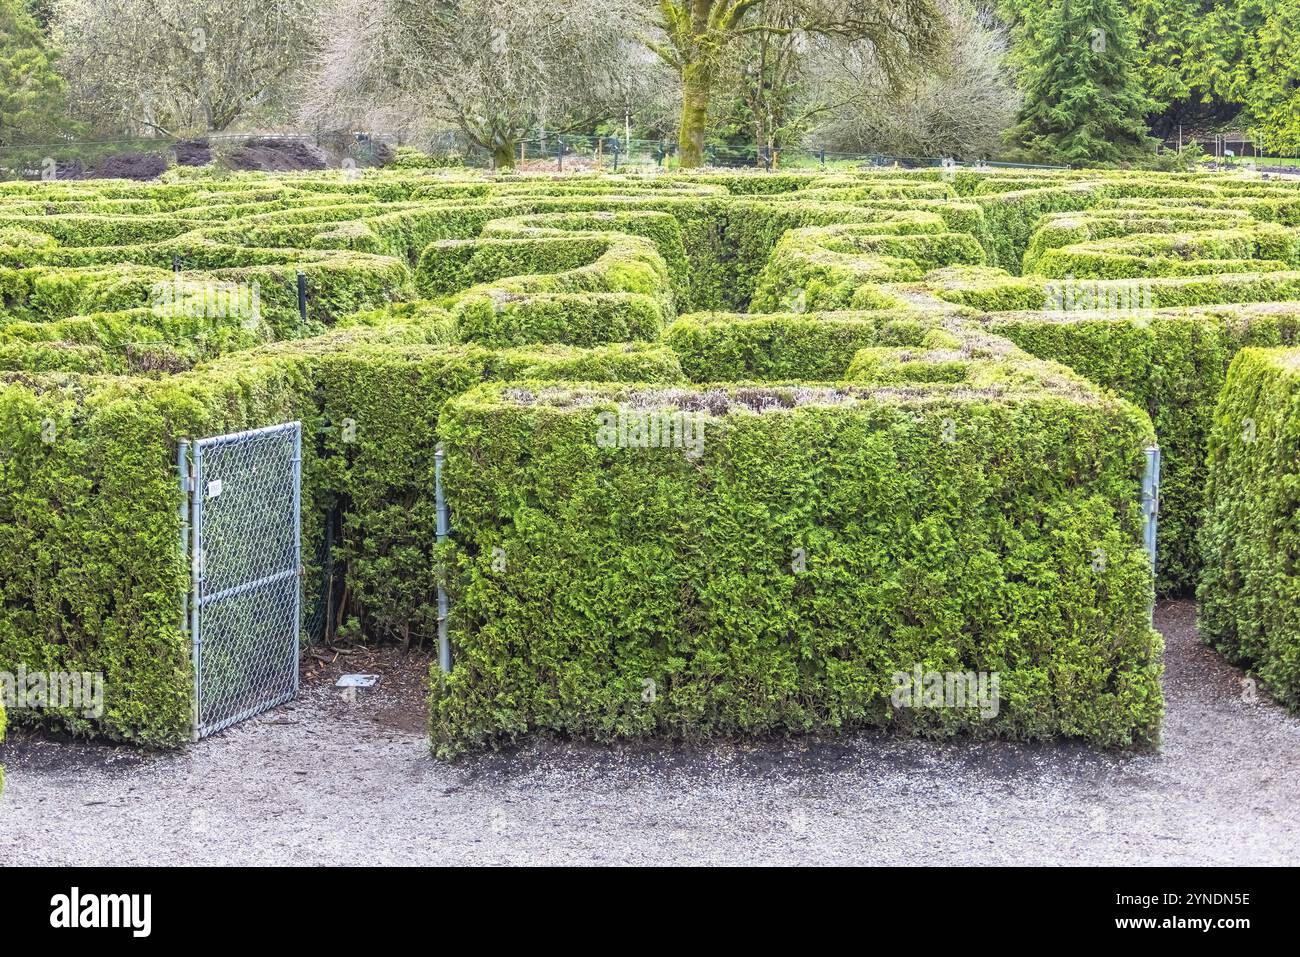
[2,165,1300,754]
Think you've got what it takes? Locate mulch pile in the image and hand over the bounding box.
[89,152,169,180]
[173,139,212,167]
[223,137,330,172]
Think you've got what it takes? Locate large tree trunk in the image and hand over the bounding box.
[492,142,517,170]
[678,60,712,168]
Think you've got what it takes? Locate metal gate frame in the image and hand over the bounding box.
[1143,445,1161,622]
[180,422,302,740]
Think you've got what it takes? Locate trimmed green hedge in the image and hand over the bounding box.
[0,357,319,744]
[985,304,1300,592]
[1029,224,1300,280]
[749,218,985,312]
[453,291,664,348]
[1,265,174,324]
[0,331,685,742]
[664,310,942,381]
[975,183,1101,272]
[1022,209,1257,273]
[417,236,615,297]
[432,378,1161,756]
[13,167,1300,754]
[928,266,1300,313]
[1198,347,1300,708]
[308,339,685,645]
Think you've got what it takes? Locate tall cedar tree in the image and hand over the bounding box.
[0,0,66,147]
[1005,0,1155,165]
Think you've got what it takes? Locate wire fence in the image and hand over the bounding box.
[14,125,1300,180]
[491,133,1070,172]
[0,127,1073,180]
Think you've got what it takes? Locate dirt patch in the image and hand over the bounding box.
[52,159,86,180]
[89,152,168,181]
[223,137,329,172]
[53,152,169,181]
[174,140,212,167]
[301,644,432,735]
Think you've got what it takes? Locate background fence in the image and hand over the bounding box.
[0,127,1076,180]
[497,133,1071,172]
[9,125,1300,182]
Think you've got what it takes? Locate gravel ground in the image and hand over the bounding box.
[1,598,1297,866]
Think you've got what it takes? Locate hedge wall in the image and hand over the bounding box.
[0,357,319,745]
[1198,347,1300,708]
[975,183,1101,272]
[984,305,1300,592]
[749,218,985,312]
[452,291,665,348]
[307,339,685,645]
[664,310,942,381]
[432,379,1161,755]
[1028,224,1300,280]
[0,333,685,740]
[929,266,1300,313]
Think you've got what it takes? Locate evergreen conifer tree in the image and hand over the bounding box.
[1006,0,1156,165]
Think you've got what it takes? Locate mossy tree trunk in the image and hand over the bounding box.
[678,60,713,168]
[657,0,762,169]
[492,142,517,170]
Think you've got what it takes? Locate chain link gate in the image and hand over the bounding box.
[181,422,302,740]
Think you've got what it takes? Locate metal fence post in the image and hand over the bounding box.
[292,423,302,697]
[1142,445,1161,621]
[296,271,308,324]
[179,438,191,679]
[189,440,203,742]
[435,443,452,674]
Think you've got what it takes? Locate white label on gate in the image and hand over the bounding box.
[206,479,223,499]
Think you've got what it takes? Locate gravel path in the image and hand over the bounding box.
[1,598,1297,866]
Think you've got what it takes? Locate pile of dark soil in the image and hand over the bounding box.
[224,137,329,172]
[88,152,168,180]
[174,139,212,167]
[53,159,87,180]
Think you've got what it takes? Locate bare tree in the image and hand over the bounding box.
[712,0,846,165]
[303,0,652,168]
[806,1,1019,159]
[53,0,317,135]
[730,1,810,164]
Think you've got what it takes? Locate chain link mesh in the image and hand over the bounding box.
[190,423,301,738]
